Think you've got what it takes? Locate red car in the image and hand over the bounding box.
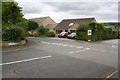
[58,32,69,38]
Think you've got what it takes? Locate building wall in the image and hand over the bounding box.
[41,17,56,27]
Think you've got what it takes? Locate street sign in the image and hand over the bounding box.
[88,30,92,35]
[8,43,19,46]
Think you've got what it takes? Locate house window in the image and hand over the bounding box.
[69,23,74,26]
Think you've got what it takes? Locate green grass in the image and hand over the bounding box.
[39,35,48,38]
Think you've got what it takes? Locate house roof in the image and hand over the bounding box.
[54,18,96,30]
[46,23,58,30]
[29,16,50,23]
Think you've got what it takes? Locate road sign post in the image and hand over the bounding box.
[87,30,92,41]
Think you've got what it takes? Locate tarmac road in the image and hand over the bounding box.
[2,37,119,78]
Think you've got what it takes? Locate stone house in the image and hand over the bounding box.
[54,18,96,33]
[30,16,57,30]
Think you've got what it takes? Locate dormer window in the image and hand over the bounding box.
[69,23,74,26]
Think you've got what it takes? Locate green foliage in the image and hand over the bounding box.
[28,30,39,37]
[28,26,56,37]
[16,20,29,31]
[36,25,49,36]
[48,30,56,37]
[27,20,39,31]
[2,2,25,24]
[2,24,26,42]
[2,2,28,42]
[76,22,119,41]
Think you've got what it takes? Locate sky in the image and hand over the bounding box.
[15,0,119,23]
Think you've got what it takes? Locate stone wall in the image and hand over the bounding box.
[2,40,27,47]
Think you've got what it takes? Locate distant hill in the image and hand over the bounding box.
[102,22,119,26]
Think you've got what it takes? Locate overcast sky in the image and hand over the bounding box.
[15,0,118,23]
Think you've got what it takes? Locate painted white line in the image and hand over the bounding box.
[113,42,117,43]
[41,42,48,43]
[69,52,74,54]
[69,46,75,48]
[69,48,90,54]
[46,42,51,44]
[0,56,52,66]
[62,45,68,47]
[105,70,118,78]
[41,41,85,49]
[52,43,58,45]
[76,47,83,48]
[112,46,117,48]
[56,43,63,45]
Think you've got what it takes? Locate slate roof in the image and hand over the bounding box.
[29,16,49,23]
[54,18,96,30]
[46,23,58,30]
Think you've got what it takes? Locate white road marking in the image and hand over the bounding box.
[113,42,117,43]
[62,45,68,46]
[52,43,58,45]
[69,48,90,54]
[41,41,85,49]
[0,56,52,66]
[56,43,63,45]
[112,46,117,48]
[69,46,75,48]
[76,47,83,48]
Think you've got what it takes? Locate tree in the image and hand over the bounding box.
[27,21,39,31]
[2,2,25,24]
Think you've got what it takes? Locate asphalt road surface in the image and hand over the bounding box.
[2,37,119,78]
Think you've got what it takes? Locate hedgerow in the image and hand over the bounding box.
[76,22,119,41]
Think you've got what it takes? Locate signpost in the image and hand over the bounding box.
[87,30,92,41]
[88,30,92,36]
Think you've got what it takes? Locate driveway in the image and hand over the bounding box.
[2,37,119,78]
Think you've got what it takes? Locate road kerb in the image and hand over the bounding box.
[102,68,119,79]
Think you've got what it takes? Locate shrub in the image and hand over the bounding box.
[28,30,39,37]
[76,22,119,41]
[76,23,90,41]
[48,30,56,37]
[2,24,26,42]
[36,25,49,36]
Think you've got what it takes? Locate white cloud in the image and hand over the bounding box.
[16,0,118,23]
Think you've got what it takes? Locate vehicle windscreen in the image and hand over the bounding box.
[61,32,67,34]
[71,33,76,35]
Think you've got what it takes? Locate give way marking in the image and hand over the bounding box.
[0,56,52,66]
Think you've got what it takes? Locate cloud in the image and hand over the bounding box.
[16,1,118,22]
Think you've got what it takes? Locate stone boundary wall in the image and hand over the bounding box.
[2,40,27,47]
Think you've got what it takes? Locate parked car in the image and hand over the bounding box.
[67,33,76,39]
[58,32,70,38]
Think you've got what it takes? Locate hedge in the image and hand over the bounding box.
[2,24,26,42]
[76,22,119,41]
[36,25,49,36]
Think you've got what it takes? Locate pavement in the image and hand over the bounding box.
[1,37,119,79]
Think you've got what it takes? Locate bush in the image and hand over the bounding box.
[2,24,26,42]
[48,30,56,37]
[36,25,49,36]
[28,30,39,37]
[76,22,119,41]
